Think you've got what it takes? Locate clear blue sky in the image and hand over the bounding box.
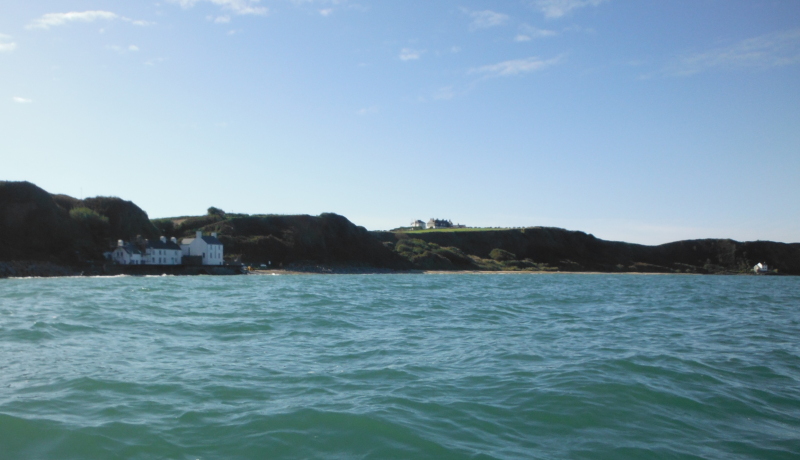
[2,0,799,244]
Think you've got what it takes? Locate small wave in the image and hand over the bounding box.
[81,275,131,279]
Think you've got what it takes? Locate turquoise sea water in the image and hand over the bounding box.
[0,274,799,459]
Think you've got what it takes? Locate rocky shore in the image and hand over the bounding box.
[0,261,244,279]
[0,260,82,278]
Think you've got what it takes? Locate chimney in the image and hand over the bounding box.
[171,237,177,244]
[212,232,217,238]
[160,236,167,243]
[196,231,202,238]
[118,239,123,247]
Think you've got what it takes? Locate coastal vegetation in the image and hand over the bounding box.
[0,181,158,267]
[2,180,799,276]
[377,227,800,274]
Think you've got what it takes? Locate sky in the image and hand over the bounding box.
[2,0,799,245]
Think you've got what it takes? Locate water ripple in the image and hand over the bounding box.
[0,274,799,459]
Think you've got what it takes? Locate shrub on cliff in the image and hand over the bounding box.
[489,248,516,261]
[69,207,108,225]
[152,218,175,235]
[393,238,474,269]
[433,246,474,267]
[82,196,159,240]
[69,207,110,238]
[208,207,226,217]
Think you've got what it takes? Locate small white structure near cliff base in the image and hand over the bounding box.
[146,236,182,265]
[112,240,143,265]
[753,262,769,274]
[180,231,224,266]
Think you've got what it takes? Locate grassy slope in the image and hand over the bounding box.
[375,228,800,274]
[400,227,503,233]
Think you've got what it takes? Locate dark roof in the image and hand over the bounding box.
[147,239,181,250]
[201,235,222,245]
[117,244,141,255]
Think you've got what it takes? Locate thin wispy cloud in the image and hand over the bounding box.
[532,0,607,19]
[13,97,32,104]
[515,25,557,41]
[399,48,423,61]
[170,0,268,16]
[665,29,800,76]
[106,44,140,54]
[26,11,153,30]
[290,0,349,7]
[28,11,117,29]
[0,34,16,52]
[471,55,563,77]
[287,0,353,15]
[464,9,509,30]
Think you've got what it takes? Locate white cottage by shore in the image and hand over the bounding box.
[111,240,144,265]
[753,262,769,274]
[146,236,182,266]
[181,231,224,266]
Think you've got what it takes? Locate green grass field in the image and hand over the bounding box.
[396,227,519,234]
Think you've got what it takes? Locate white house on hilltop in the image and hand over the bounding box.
[146,236,182,265]
[410,220,426,229]
[427,218,453,229]
[181,231,224,266]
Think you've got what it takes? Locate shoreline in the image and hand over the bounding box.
[1,261,777,279]
[247,269,755,276]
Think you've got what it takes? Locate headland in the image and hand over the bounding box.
[1,180,798,277]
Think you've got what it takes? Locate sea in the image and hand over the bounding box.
[1,273,798,459]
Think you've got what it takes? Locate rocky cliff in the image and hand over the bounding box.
[0,181,158,264]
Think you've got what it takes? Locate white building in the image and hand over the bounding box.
[754,262,769,274]
[410,220,426,229]
[112,240,143,265]
[146,236,182,265]
[427,218,453,229]
[181,231,224,265]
